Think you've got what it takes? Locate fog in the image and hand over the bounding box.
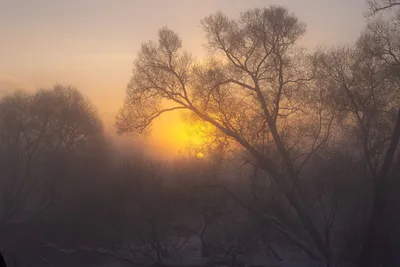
[1,1,400,267]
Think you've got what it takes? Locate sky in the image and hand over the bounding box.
[0,0,369,156]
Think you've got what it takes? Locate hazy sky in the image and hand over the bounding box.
[0,0,369,155]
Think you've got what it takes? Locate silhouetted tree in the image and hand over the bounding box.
[315,9,400,267]
[0,84,103,224]
[358,9,400,267]
[117,5,337,265]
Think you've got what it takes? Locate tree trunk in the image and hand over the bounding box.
[0,251,6,267]
[357,194,388,267]
[358,108,400,267]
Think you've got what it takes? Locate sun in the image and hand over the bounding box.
[196,152,204,160]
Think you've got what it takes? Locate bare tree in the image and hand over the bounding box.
[117,6,336,264]
[357,13,400,267]
[315,11,400,267]
[0,85,103,223]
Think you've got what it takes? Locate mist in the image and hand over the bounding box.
[1,1,400,267]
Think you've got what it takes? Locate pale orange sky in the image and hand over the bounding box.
[0,0,368,157]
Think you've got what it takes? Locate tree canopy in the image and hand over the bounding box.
[117,5,400,266]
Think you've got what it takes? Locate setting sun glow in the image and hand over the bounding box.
[171,122,205,148]
[150,110,214,157]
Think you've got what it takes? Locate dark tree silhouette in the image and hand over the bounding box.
[316,5,400,266]
[117,5,336,265]
[0,85,103,223]
[0,85,105,265]
[360,5,400,266]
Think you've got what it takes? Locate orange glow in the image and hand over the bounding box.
[171,121,205,148]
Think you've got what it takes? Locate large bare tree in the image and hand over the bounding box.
[316,9,400,267]
[117,6,335,264]
[358,10,400,267]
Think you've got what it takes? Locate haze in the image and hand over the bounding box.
[2,0,400,266]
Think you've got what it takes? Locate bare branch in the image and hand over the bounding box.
[367,0,400,15]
